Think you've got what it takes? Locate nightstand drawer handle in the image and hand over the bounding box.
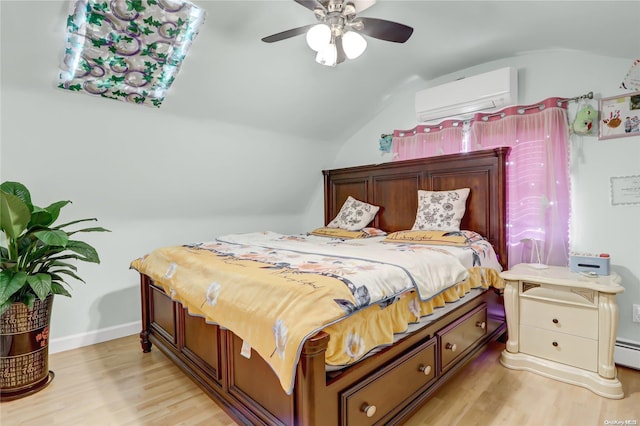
[476,321,486,329]
[445,342,457,352]
[552,318,559,324]
[418,364,432,376]
[552,341,558,347]
[361,404,377,418]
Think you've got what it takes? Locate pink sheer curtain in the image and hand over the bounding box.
[393,120,464,160]
[392,98,570,268]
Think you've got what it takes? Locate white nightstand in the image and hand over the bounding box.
[499,264,625,399]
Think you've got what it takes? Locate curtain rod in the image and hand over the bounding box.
[508,91,594,116]
[384,91,594,136]
[557,91,594,104]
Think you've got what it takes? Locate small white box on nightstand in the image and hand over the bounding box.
[569,254,610,276]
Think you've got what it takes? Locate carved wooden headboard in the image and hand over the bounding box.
[323,148,509,269]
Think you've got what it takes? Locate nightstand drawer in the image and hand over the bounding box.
[520,324,597,372]
[520,298,598,339]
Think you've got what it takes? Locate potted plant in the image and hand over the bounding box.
[0,181,109,400]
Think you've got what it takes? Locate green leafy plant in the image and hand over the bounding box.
[0,181,110,316]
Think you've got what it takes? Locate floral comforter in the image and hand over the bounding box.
[130,231,502,394]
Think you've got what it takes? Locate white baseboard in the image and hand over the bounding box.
[48,324,640,371]
[49,321,141,354]
[614,338,640,370]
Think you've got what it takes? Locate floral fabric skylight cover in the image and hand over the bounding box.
[58,0,206,107]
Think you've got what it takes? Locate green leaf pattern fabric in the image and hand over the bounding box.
[58,0,206,107]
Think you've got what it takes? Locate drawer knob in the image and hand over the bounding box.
[552,341,558,347]
[418,364,432,376]
[445,342,457,352]
[361,404,377,418]
[476,321,486,329]
[552,318,559,324]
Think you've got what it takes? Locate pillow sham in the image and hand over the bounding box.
[310,227,386,239]
[327,196,380,231]
[383,230,484,246]
[411,188,470,232]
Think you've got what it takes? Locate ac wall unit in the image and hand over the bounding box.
[415,67,518,122]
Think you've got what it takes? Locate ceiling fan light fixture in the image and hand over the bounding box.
[262,1,413,66]
[342,31,367,59]
[343,3,357,16]
[306,24,331,52]
[350,20,364,31]
[313,7,326,18]
[315,42,337,66]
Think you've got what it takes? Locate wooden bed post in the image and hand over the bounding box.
[139,274,152,353]
[294,331,330,425]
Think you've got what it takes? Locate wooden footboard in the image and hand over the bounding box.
[140,273,506,425]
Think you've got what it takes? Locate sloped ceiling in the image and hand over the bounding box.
[2,1,639,143]
[151,0,640,142]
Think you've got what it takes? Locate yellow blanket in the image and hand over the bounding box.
[131,231,502,394]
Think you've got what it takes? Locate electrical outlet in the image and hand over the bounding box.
[634,304,640,323]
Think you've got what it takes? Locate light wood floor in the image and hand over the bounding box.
[1,335,638,426]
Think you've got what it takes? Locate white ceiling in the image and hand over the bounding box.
[2,1,639,142]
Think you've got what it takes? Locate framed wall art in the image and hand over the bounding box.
[598,91,640,140]
[610,175,640,206]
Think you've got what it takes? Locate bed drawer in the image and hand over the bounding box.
[520,298,597,339]
[341,338,436,426]
[520,324,598,372]
[438,303,487,372]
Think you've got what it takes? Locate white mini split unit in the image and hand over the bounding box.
[415,67,518,122]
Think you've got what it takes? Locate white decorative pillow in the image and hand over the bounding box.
[411,188,470,232]
[327,196,380,231]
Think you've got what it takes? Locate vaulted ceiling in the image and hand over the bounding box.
[2,1,639,142]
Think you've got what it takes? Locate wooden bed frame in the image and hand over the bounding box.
[138,147,510,425]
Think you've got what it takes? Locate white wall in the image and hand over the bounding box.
[318,50,640,343]
[0,85,340,345]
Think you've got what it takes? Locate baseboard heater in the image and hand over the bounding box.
[615,338,640,370]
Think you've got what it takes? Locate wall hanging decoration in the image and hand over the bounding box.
[610,175,640,206]
[598,91,640,139]
[620,59,640,91]
[379,134,393,153]
[571,103,597,136]
[58,0,206,107]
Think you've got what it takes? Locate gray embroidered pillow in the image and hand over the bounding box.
[327,196,380,231]
[411,188,470,231]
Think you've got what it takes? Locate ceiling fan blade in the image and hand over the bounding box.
[357,17,413,43]
[261,24,314,43]
[294,0,327,12]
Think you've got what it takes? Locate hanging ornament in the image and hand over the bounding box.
[571,102,597,136]
[379,134,393,153]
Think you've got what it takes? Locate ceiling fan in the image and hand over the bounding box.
[261,0,414,66]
